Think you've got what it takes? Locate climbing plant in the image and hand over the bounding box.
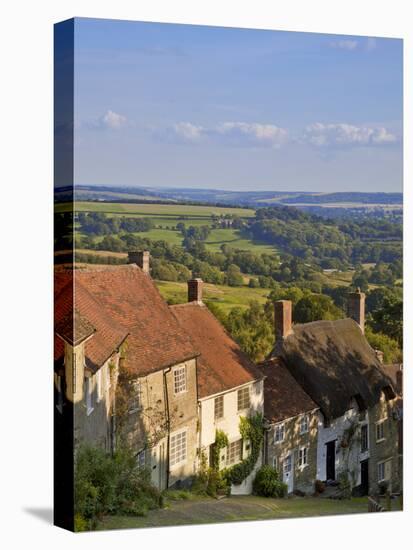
[211,429,229,470]
[223,413,264,486]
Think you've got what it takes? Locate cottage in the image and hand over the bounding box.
[170,279,265,495]
[54,257,200,491]
[269,293,401,496]
[258,357,319,494]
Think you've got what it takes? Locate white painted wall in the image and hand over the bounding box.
[199,379,264,495]
[316,406,369,487]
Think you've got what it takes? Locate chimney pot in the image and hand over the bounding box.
[347,289,365,334]
[274,300,293,349]
[188,278,203,303]
[128,250,150,275]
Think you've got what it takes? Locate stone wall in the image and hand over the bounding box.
[266,410,319,494]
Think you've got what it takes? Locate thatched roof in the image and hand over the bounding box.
[273,318,395,420]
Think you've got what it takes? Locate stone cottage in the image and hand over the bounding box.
[170,278,265,495]
[55,257,201,491]
[258,356,320,494]
[269,293,401,496]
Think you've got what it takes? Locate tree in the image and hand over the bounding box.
[225,264,244,287]
[294,294,343,323]
[365,327,402,364]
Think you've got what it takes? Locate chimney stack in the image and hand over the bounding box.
[347,288,365,334]
[188,278,203,303]
[274,300,293,349]
[128,250,150,275]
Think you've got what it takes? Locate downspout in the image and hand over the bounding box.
[163,367,172,489]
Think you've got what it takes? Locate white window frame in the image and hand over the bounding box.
[377,461,386,482]
[129,380,142,413]
[55,374,63,414]
[376,418,387,442]
[96,368,103,402]
[170,429,187,468]
[300,414,309,434]
[173,365,187,395]
[360,423,369,453]
[274,423,285,444]
[237,386,251,412]
[214,395,224,420]
[85,376,94,416]
[226,439,243,466]
[298,446,308,469]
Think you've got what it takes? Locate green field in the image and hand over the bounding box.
[156,280,270,312]
[204,229,277,255]
[56,201,255,218]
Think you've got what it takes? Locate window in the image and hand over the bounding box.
[361,424,369,452]
[376,419,386,442]
[283,455,292,474]
[226,439,242,466]
[96,369,103,402]
[136,450,146,469]
[85,377,94,415]
[55,375,63,414]
[298,447,308,468]
[214,395,224,420]
[174,366,187,394]
[272,456,278,471]
[274,424,285,443]
[237,386,250,411]
[129,381,142,413]
[170,430,187,467]
[377,462,385,482]
[300,414,309,434]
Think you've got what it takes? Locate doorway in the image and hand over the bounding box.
[326,440,336,481]
[283,453,294,493]
[360,459,369,495]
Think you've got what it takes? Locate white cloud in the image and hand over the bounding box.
[329,39,358,51]
[213,122,288,148]
[172,122,204,142]
[303,122,398,148]
[160,121,288,148]
[101,110,127,129]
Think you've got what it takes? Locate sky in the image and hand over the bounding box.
[73,18,403,193]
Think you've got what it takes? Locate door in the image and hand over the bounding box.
[326,440,336,481]
[360,459,369,496]
[283,453,294,493]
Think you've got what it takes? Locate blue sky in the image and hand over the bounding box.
[73,18,403,192]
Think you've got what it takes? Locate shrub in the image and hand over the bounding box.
[314,479,325,494]
[74,445,162,530]
[253,465,287,498]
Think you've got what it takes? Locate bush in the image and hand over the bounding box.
[74,445,162,530]
[314,479,325,494]
[252,465,287,498]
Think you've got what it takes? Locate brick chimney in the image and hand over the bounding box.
[347,288,365,334]
[128,250,150,275]
[274,300,293,349]
[188,278,203,303]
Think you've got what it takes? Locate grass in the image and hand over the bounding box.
[56,201,255,218]
[204,229,277,255]
[156,280,270,312]
[97,495,374,530]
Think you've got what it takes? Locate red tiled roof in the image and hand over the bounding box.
[55,265,198,376]
[257,357,318,423]
[170,302,262,399]
[55,276,128,372]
